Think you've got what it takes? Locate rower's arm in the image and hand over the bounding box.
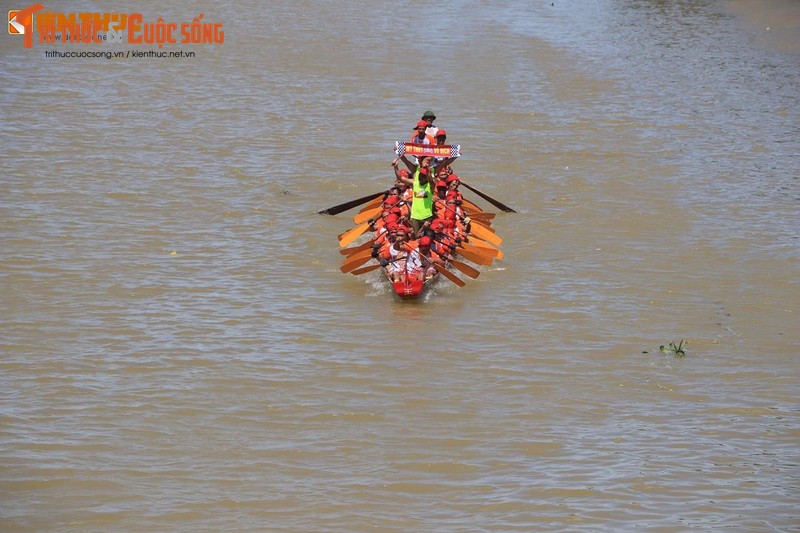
[437,157,456,169]
[392,159,414,187]
[398,155,416,172]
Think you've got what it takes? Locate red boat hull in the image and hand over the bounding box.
[392,278,425,299]
[386,267,438,300]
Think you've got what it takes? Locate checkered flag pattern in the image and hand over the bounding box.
[395,141,461,158]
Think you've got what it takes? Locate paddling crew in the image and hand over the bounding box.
[442,200,469,237]
[382,194,401,212]
[396,180,412,203]
[397,180,412,202]
[394,156,435,237]
[446,172,462,194]
[406,236,439,280]
[374,211,399,233]
[433,178,449,217]
[429,219,456,259]
[383,184,411,219]
[379,219,410,259]
[375,223,396,257]
[443,195,465,222]
[395,209,412,232]
[391,160,415,202]
[383,226,411,282]
[434,176,449,203]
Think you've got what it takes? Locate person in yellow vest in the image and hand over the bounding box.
[393,155,435,236]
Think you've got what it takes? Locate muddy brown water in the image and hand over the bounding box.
[1,0,798,531]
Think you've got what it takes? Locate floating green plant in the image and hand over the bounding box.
[659,339,687,358]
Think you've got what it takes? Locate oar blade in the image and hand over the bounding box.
[468,222,503,246]
[433,263,466,287]
[357,195,385,212]
[350,263,381,276]
[319,191,385,216]
[461,241,499,258]
[470,218,496,232]
[464,238,504,260]
[469,212,496,221]
[456,247,494,266]
[340,254,373,273]
[353,206,382,225]
[461,181,516,213]
[340,248,374,271]
[340,240,374,256]
[461,199,484,214]
[450,260,480,279]
[338,222,371,248]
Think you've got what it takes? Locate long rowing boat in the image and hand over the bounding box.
[321,141,514,300]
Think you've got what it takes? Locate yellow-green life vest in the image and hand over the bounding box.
[411,169,434,220]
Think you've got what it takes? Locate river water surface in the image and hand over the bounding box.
[1,1,798,531]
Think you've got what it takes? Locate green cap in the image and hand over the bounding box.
[422,110,436,119]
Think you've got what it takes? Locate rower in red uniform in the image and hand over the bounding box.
[433,174,449,215]
[406,236,441,280]
[446,172,462,196]
[429,218,456,259]
[383,226,411,282]
[410,120,433,145]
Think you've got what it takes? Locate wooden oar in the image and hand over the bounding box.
[338,221,372,248]
[468,221,502,246]
[344,245,375,262]
[430,228,497,266]
[469,218,496,232]
[398,242,466,288]
[340,247,375,272]
[319,191,385,216]
[464,236,504,260]
[340,239,375,256]
[351,255,406,276]
[454,246,494,266]
[440,204,494,232]
[441,205,504,251]
[340,253,374,273]
[350,263,381,276]
[432,263,465,287]
[460,240,497,258]
[460,181,516,213]
[469,212,495,221]
[461,198,483,213]
[450,260,480,279]
[357,195,385,212]
[353,205,382,225]
[461,240,499,258]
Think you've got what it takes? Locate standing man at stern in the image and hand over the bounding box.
[421,110,439,138]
